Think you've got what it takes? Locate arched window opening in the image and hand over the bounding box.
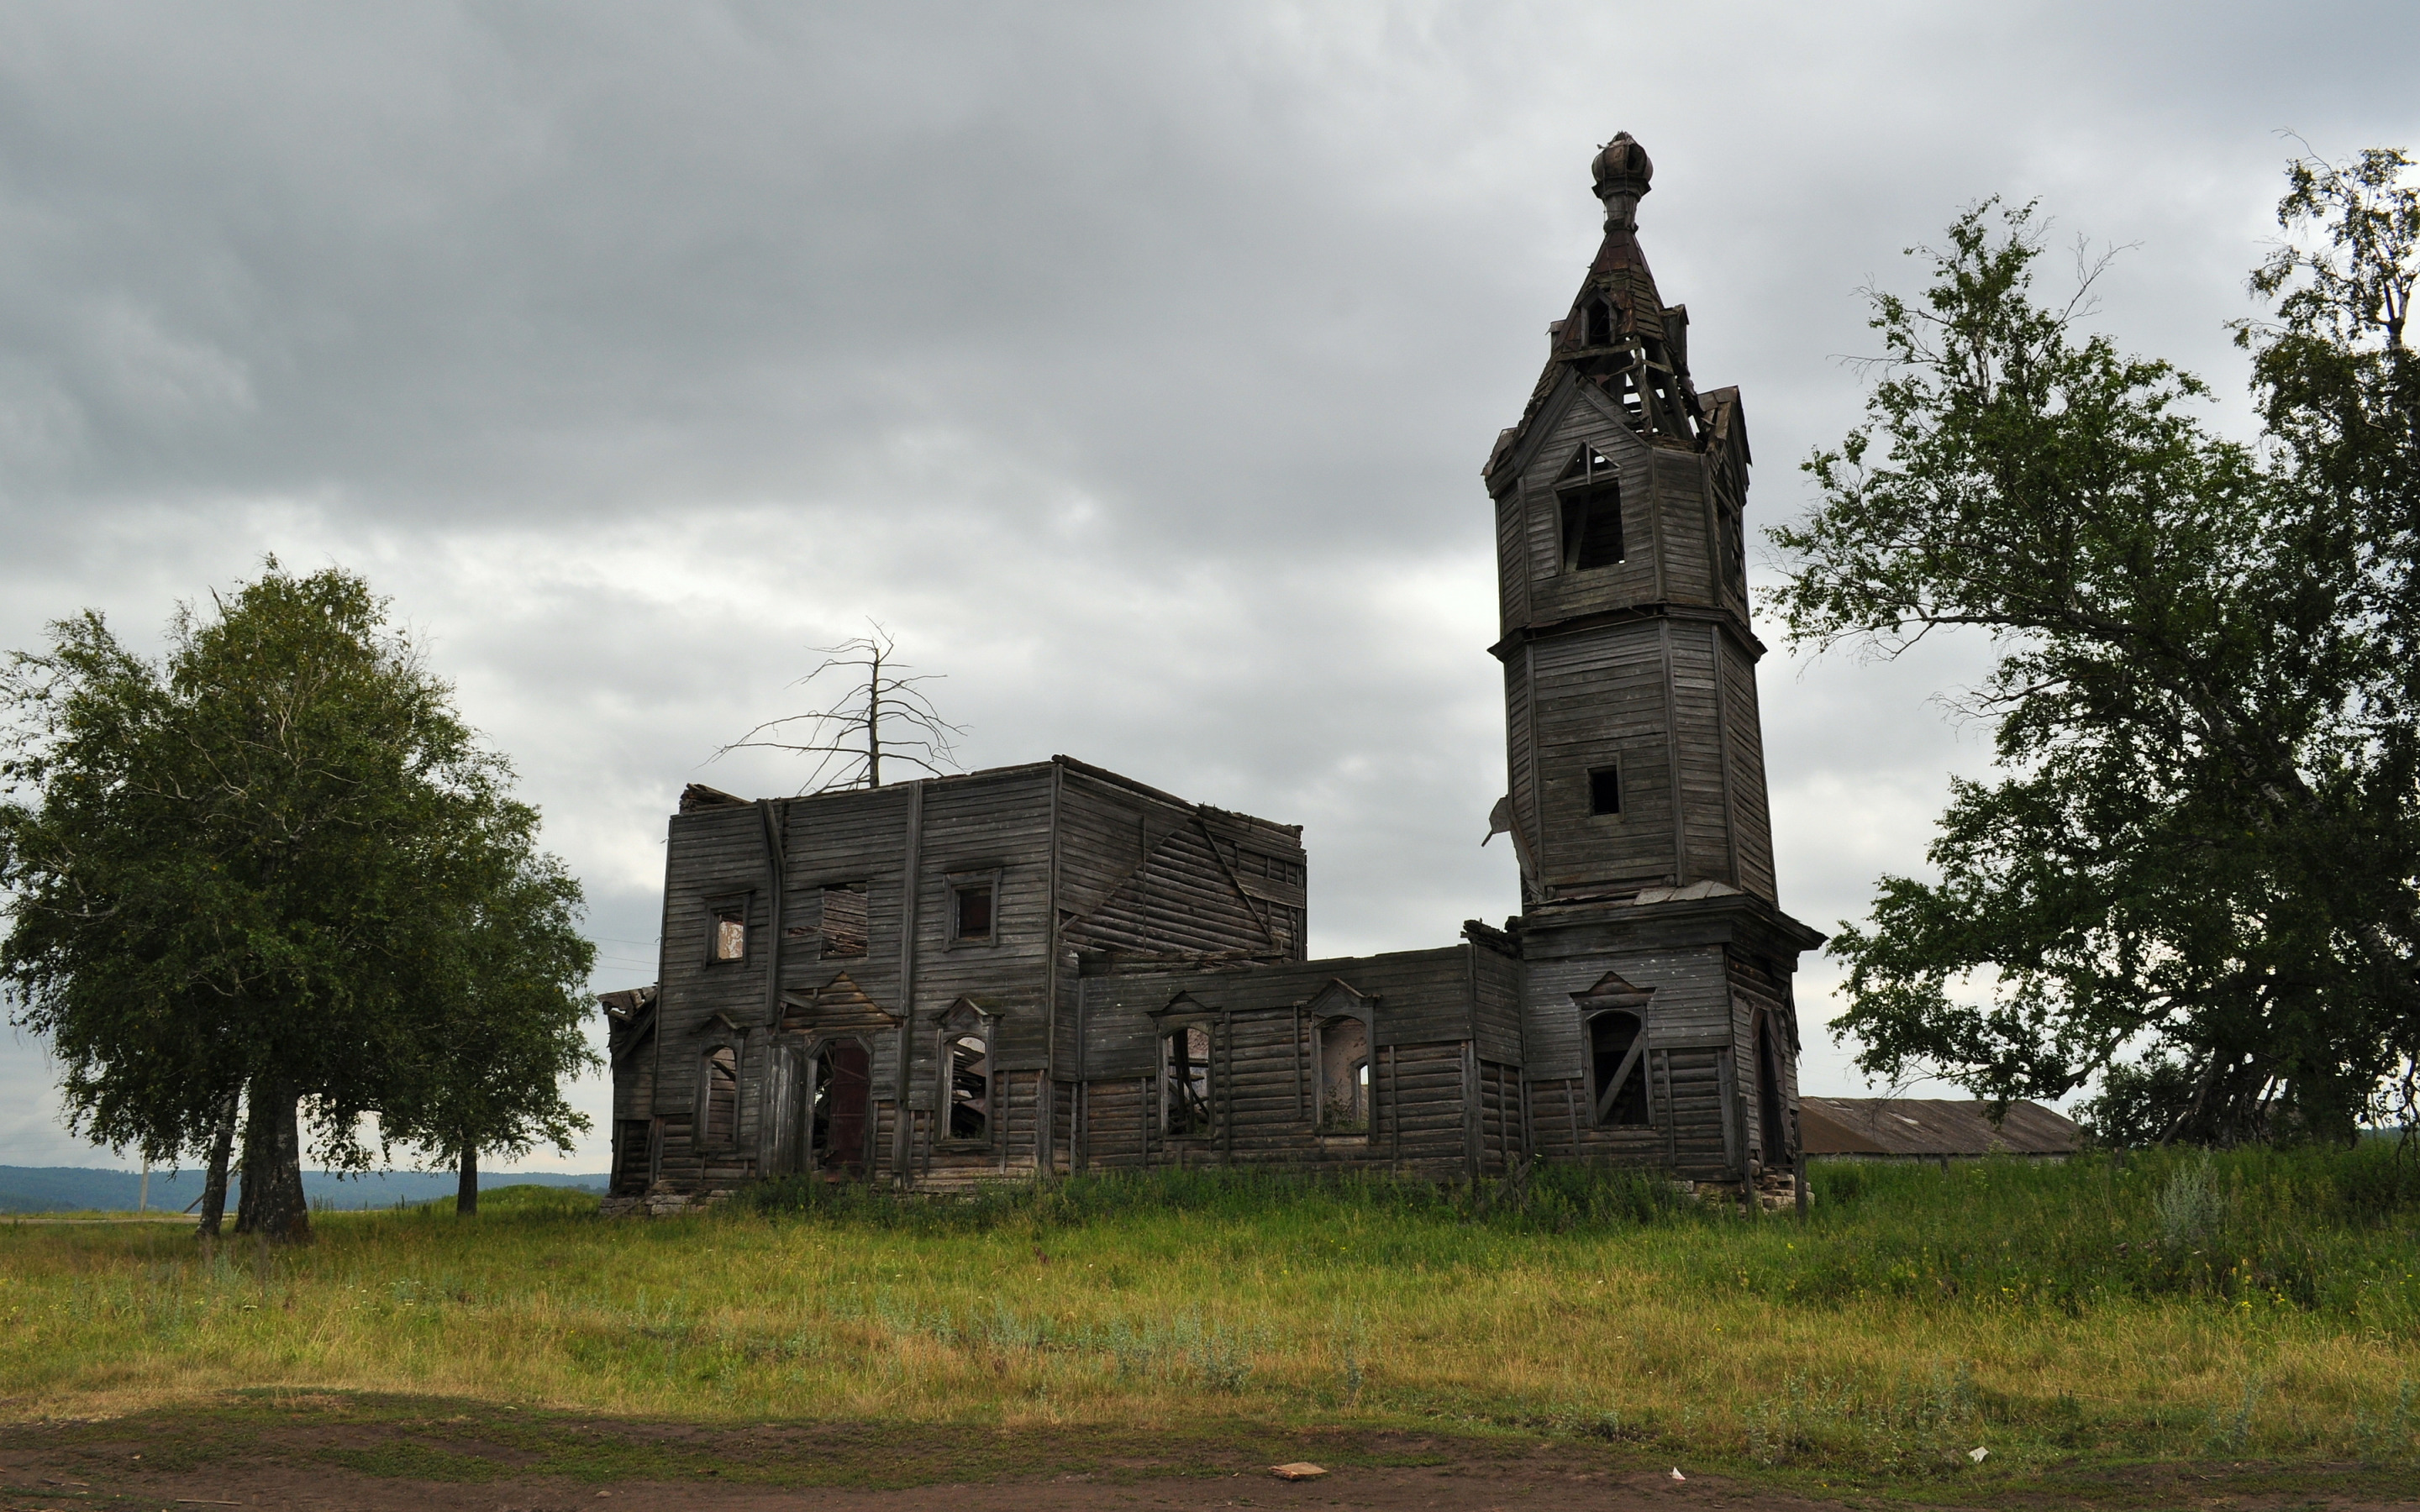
[1316,1016,1370,1135]
[810,1038,871,1175]
[1588,1011,1650,1127]
[702,1047,739,1145]
[946,1032,990,1142]
[1754,1014,1787,1163]
[1161,1024,1213,1139]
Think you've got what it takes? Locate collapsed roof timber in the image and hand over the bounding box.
[601,134,1824,1212]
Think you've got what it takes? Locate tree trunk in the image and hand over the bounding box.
[233,1081,310,1242]
[457,1142,478,1216]
[197,1086,239,1237]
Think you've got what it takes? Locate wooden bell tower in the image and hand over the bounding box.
[1483,134,1823,1197]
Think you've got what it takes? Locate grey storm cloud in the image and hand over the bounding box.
[3,0,2415,1167]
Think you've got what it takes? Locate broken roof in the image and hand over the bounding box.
[1799,1097,2081,1158]
[1484,131,1718,487]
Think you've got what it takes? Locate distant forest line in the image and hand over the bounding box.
[0,1166,605,1215]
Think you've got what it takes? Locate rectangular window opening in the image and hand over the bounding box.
[1589,1012,1650,1127]
[1316,1017,1370,1136]
[952,881,995,942]
[1161,1025,1213,1139]
[702,1047,739,1144]
[1589,765,1623,816]
[708,900,748,962]
[818,882,869,958]
[1560,482,1623,571]
[945,1033,990,1142]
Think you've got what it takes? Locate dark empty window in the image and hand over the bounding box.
[1560,483,1623,571]
[1584,297,1614,347]
[1589,765,1622,816]
[702,1047,739,1144]
[952,881,994,941]
[819,883,869,958]
[1588,1011,1649,1126]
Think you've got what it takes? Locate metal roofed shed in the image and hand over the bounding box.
[1799,1097,2081,1161]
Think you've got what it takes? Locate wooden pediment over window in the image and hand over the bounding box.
[1305,978,1376,1023]
[939,996,996,1033]
[778,972,902,1032]
[1570,971,1655,1010]
[1151,990,1220,1020]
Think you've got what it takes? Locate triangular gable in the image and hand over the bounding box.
[1150,989,1221,1019]
[1493,370,1649,495]
[939,995,997,1033]
[778,971,902,1029]
[1570,971,1655,1007]
[1306,978,1376,1023]
[1060,817,1278,956]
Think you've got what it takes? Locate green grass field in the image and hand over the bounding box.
[3,1147,2416,1491]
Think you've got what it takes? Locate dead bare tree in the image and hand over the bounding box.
[715,624,965,791]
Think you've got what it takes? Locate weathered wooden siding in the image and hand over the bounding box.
[1668,622,1734,889]
[1517,395,1663,623]
[1653,452,1714,607]
[1060,814,1297,958]
[1471,942,1523,1068]
[1728,950,1799,1166]
[650,802,779,1191]
[1719,631,1778,903]
[1497,486,1531,637]
[1528,624,1676,890]
[1071,947,1483,1173]
[1520,939,1732,1083]
[1504,657,1539,866]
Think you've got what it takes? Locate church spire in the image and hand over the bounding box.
[1485,133,1707,484]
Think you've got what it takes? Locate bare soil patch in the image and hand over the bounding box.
[0,1398,2411,1512]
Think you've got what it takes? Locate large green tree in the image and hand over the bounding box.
[1771,152,2419,1144]
[379,840,597,1217]
[0,563,594,1237]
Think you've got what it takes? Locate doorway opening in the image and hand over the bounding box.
[810,1038,871,1176]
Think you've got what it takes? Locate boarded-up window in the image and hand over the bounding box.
[945,1033,990,1142]
[1161,1024,1212,1139]
[819,883,869,958]
[1588,1011,1649,1127]
[702,1047,739,1145]
[1316,1017,1369,1135]
[708,900,747,963]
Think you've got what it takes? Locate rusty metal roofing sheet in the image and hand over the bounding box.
[1799,1097,2080,1158]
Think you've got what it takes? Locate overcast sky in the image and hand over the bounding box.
[3,2,2414,1172]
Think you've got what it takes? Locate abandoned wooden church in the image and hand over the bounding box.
[601,134,1823,1210]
